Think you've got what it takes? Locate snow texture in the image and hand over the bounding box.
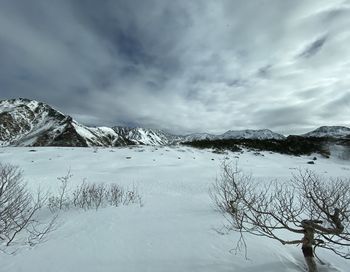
[0,146,349,272]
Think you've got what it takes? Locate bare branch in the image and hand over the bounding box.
[0,163,56,247]
[212,162,350,272]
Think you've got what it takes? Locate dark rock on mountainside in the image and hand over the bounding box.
[1,98,349,160]
[0,98,181,147]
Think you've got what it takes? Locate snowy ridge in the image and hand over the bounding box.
[0,98,182,147]
[72,123,124,147]
[183,129,285,141]
[221,129,285,140]
[1,98,350,147]
[0,98,121,147]
[302,126,350,138]
[113,126,183,145]
[0,98,68,146]
[183,133,216,142]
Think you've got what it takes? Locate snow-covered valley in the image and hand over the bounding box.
[0,146,349,271]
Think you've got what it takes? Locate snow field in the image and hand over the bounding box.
[0,146,349,271]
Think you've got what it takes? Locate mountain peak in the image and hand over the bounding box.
[0,99,180,147]
[1,98,349,147]
[222,129,285,140]
[303,126,350,138]
[0,98,82,146]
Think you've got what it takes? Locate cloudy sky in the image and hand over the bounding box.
[0,0,350,135]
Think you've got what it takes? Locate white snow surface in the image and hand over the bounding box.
[0,146,349,272]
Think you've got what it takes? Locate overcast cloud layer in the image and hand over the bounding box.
[0,0,350,134]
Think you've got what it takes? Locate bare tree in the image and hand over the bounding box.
[0,163,56,248]
[211,163,350,272]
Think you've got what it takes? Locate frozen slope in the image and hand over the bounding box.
[184,129,285,141]
[303,126,350,138]
[0,147,349,272]
[221,129,285,140]
[0,98,179,147]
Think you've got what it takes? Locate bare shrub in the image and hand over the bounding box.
[46,170,143,212]
[72,182,106,210]
[48,170,72,212]
[57,170,72,210]
[105,184,143,207]
[107,184,124,207]
[122,185,143,206]
[71,182,142,210]
[211,162,350,272]
[0,163,56,247]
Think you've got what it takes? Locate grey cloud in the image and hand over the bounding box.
[256,65,273,78]
[298,35,328,58]
[253,105,316,128]
[297,88,325,100]
[0,0,350,135]
[320,91,350,118]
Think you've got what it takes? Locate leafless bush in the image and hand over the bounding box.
[107,184,124,207]
[72,181,107,210]
[121,185,143,206]
[105,184,142,207]
[71,181,142,210]
[57,170,72,209]
[211,162,350,272]
[47,170,143,212]
[48,170,72,212]
[0,163,56,247]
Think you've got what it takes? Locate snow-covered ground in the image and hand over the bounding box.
[0,146,349,272]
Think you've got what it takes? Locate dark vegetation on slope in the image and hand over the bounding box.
[182,136,350,157]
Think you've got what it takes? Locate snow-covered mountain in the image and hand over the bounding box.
[113,126,183,145]
[1,98,74,146]
[220,129,285,140]
[0,98,180,147]
[0,98,125,147]
[1,98,349,147]
[183,129,285,141]
[302,126,350,138]
[183,133,217,142]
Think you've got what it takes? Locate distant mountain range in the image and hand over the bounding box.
[302,126,350,138]
[1,98,350,148]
